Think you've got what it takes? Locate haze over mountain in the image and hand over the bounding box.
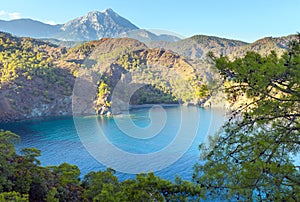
[0,18,61,38]
[0,8,181,42]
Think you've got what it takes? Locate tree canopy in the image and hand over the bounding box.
[0,130,202,201]
[193,35,300,201]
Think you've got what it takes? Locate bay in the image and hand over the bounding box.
[0,106,225,181]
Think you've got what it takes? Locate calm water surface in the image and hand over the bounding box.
[0,106,225,181]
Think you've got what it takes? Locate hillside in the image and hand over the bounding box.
[228,35,298,58]
[119,29,181,43]
[71,37,210,115]
[149,34,297,60]
[0,32,75,121]
[148,35,248,59]
[0,32,211,121]
[0,31,298,121]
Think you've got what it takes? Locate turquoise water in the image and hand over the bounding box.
[0,106,225,181]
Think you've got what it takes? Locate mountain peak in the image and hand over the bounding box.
[86,10,101,16]
[59,8,139,40]
[85,8,118,17]
[102,8,116,14]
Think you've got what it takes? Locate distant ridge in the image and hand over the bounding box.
[148,34,297,59]
[0,18,61,38]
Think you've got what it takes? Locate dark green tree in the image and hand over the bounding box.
[82,168,119,201]
[50,163,83,201]
[193,36,300,201]
[117,173,201,202]
[0,130,19,192]
[0,191,28,202]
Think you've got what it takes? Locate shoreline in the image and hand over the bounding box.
[129,103,180,109]
[0,103,227,123]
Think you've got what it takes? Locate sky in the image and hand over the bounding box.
[0,0,299,42]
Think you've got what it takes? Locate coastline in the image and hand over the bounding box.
[129,103,180,109]
[0,103,227,123]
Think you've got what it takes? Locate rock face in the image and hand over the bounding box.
[59,9,139,40]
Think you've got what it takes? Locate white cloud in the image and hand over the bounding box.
[0,10,22,20]
[8,12,21,20]
[44,20,57,25]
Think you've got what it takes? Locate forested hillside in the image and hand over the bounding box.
[0,32,212,121]
[0,31,298,121]
[0,32,75,122]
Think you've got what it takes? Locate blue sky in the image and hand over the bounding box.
[0,0,299,42]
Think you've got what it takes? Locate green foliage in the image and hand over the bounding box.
[0,191,28,202]
[82,169,119,201]
[51,163,81,187]
[0,130,203,201]
[0,130,20,192]
[0,33,51,84]
[97,81,110,99]
[94,80,111,112]
[116,173,202,202]
[0,32,73,98]
[117,52,143,71]
[50,163,82,201]
[115,51,210,105]
[194,36,300,201]
[68,43,96,57]
[195,84,209,99]
[0,130,83,201]
[45,187,59,202]
[83,170,202,202]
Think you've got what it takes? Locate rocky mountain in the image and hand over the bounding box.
[58,9,139,40]
[0,9,180,42]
